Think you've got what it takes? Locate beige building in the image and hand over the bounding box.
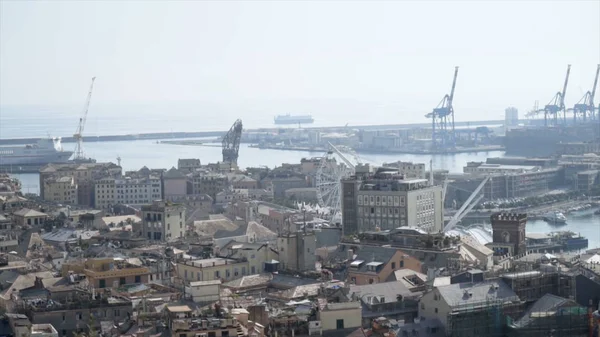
[342,165,444,234]
[176,258,248,282]
[317,302,362,331]
[141,200,186,241]
[220,241,277,275]
[163,167,189,198]
[39,162,122,207]
[42,176,77,204]
[12,208,48,227]
[166,305,238,337]
[277,232,316,272]
[382,161,427,179]
[83,258,150,289]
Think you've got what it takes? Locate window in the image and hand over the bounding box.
[336,319,344,329]
[215,271,220,278]
[99,279,106,288]
[62,314,66,322]
[400,261,404,268]
[77,312,82,320]
[369,279,374,284]
[435,308,438,313]
[114,309,120,317]
[135,275,141,283]
[120,277,126,285]
[391,262,396,269]
[421,303,425,310]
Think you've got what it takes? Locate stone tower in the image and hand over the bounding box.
[490,212,527,256]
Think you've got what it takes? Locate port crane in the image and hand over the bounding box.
[222,119,243,165]
[73,77,96,161]
[543,65,571,127]
[426,66,458,150]
[573,64,600,123]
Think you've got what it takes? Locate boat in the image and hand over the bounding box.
[0,138,73,166]
[274,114,314,125]
[542,211,567,224]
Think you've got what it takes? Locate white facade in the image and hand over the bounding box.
[95,176,162,209]
[505,107,519,128]
[356,182,443,233]
[186,280,221,303]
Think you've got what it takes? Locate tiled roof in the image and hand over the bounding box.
[437,280,519,310]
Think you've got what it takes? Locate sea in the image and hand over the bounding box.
[2,106,600,248]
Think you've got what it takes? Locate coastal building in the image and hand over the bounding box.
[42,176,77,205]
[191,171,228,199]
[505,107,519,129]
[39,162,122,207]
[381,161,427,179]
[341,165,444,235]
[486,213,527,257]
[94,174,162,209]
[162,167,190,198]
[141,200,186,242]
[177,158,201,173]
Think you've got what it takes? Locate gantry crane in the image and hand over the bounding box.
[222,119,243,165]
[73,77,96,161]
[543,65,571,126]
[426,66,459,150]
[573,64,600,123]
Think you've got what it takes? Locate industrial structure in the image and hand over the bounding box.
[542,64,571,126]
[426,66,459,150]
[72,77,96,162]
[222,119,243,165]
[573,64,600,123]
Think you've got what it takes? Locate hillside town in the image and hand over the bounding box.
[0,152,599,337]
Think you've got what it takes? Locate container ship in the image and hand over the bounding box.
[0,138,73,166]
[274,114,314,125]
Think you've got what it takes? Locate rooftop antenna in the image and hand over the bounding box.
[117,155,122,167]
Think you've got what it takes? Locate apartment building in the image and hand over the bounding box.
[42,176,77,204]
[83,258,150,288]
[176,258,248,282]
[342,165,444,235]
[141,200,186,241]
[381,161,427,179]
[191,171,228,199]
[177,158,201,173]
[163,167,190,198]
[94,175,162,209]
[39,162,122,207]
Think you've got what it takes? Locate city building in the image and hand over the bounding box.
[42,176,77,205]
[316,302,361,331]
[175,257,248,282]
[94,174,162,209]
[486,213,527,257]
[342,165,444,235]
[83,258,150,289]
[346,246,421,285]
[381,161,427,179]
[162,167,190,198]
[191,171,228,199]
[12,209,48,227]
[505,107,519,129]
[166,304,239,337]
[39,162,121,207]
[574,169,599,192]
[277,231,316,272]
[419,280,520,337]
[177,158,201,173]
[141,200,186,241]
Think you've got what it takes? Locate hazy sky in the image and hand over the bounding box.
[1,1,599,124]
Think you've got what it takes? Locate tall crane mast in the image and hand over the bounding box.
[425,66,459,150]
[222,119,243,165]
[543,65,570,126]
[73,77,96,161]
[573,64,600,122]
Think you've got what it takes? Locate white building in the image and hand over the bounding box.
[94,175,162,209]
[141,200,186,241]
[505,107,519,129]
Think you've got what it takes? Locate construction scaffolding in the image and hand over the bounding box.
[506,304,590,337]
[446,296,522,337]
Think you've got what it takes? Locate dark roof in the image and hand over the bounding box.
[350,246,398,274]
[0,271,19,289]
[437,280,519,310]
[213,223,248,239]
[511,294,580,328]
[163,167,186,179]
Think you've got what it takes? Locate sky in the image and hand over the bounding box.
[1,0,599,127]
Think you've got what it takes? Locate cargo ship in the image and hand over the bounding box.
[0,138,73,166]
[274,114,314,125]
